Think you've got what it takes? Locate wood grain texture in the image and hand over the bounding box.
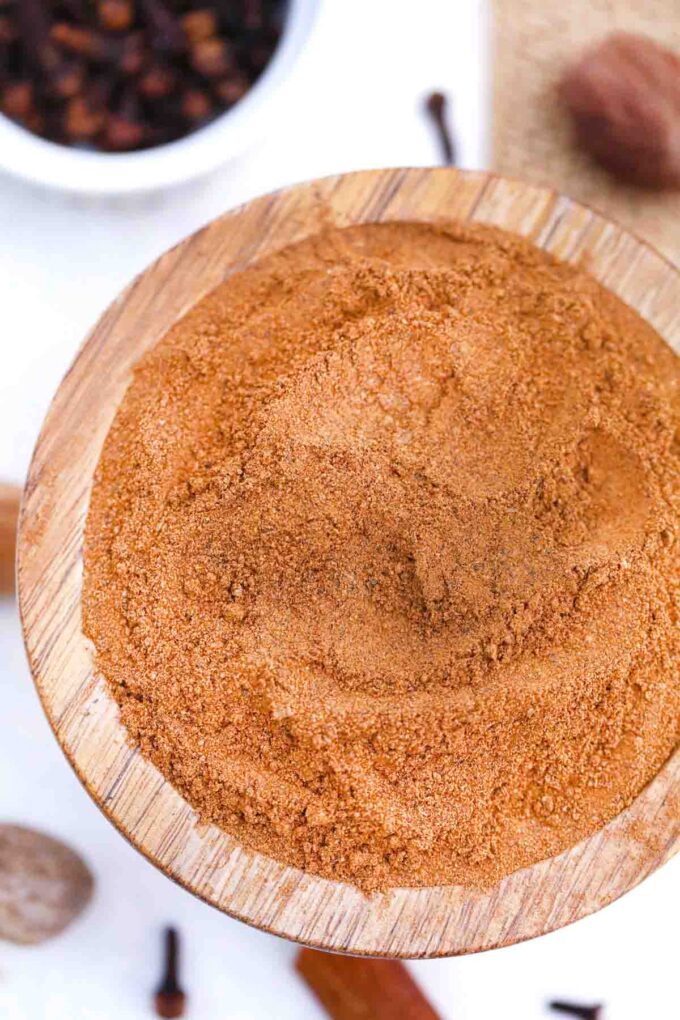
[18,169,680,958]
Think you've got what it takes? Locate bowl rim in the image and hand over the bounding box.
[0,0,318,196]
[18,167,680,958]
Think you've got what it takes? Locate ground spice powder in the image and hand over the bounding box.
[83,222,680,890]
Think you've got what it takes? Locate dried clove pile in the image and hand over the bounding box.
[0,0,286,150]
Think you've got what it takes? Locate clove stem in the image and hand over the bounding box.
[549,1001,603,1020]
[424,90,456,166]
[154,927,186,1019]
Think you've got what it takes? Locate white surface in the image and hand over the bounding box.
[0,0,318,196]
[0,1,675,1018]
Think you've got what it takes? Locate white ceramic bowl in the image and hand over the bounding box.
[0,0,317,197]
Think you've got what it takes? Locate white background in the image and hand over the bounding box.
[0,1,677,1017]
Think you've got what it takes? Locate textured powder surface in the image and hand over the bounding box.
[83,222,680,890]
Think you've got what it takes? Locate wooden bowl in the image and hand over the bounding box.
[18,168,680,958]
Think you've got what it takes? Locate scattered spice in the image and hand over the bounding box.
[154,927,186,1019]
[559,33,680,190]
[424,90,456,164]
[0,483,20,596]
[83,221,680,892]
[550,1001,603,1019]
[0,0,286,150]
[296,948,442,1020]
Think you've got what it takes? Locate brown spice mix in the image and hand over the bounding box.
[83,222,680,890]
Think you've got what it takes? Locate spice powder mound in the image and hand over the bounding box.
[83,222,680,890]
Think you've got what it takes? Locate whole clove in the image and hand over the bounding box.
[103,87,146,149]
[190,36,231,77]
[52,59,85,98]
[16,0,59,76]
[181,10,219,45]
[549,1001,604,1020]
[0,0,286,151]
[243,0,264,31]
[139,0,187,55]
[120,32,147,76]
[181,85,213,121]
[1,80,33,119]
[64,94,105,139]
[154,927,186,1019]
[0,14,16,44]
[213,73,248,105]
[98,0,134,33]
[424,90,457,166]
[138,61,176,99]
[51,23,119,63]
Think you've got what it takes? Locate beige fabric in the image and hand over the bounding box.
[492,0,680,264]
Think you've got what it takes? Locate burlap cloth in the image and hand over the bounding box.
[492,0,680,264]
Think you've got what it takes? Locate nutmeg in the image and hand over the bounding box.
[559,33,680,190]
[0,825,94,944]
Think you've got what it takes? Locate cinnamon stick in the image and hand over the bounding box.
[295,948,443,1020]
[0,484,21,596]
